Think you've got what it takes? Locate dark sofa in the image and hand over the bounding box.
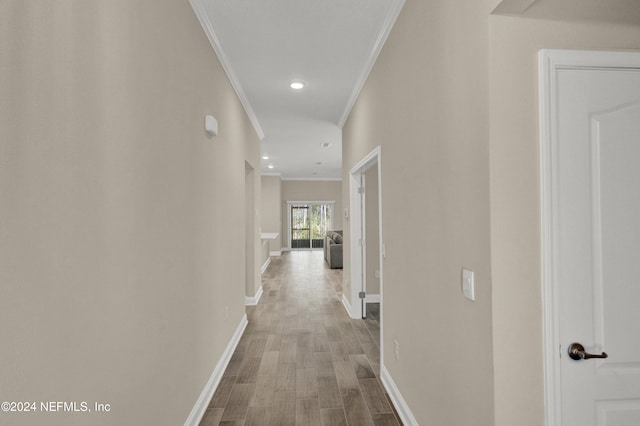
[324,230,343,269]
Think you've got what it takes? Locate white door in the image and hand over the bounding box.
[541,50,640,426]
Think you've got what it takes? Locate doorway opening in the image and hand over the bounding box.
[244,162,256,301]
[348,146,384,362]
[540,49,640,426]
[348,147,382,319]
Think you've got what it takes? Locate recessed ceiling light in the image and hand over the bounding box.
[321,142,331,148]
[262,155,269,160]
[290,81,305,90]
[268,164,274,169]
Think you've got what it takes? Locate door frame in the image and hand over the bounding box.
[348,146,383,320]
[245,162,257,302]
[539,48,640,426]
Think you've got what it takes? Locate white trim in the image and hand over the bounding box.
[377,148,385,370]
[269,250,282,257]
[539,49,561,426]
[380,365,418,426]
[364,294,380,304]
[341,294,353,319]
[361,172,368,317]
[348,172,364,319]
[184,314,248,426]
[539,49,640,426]
[260,257,271,275]
[377,150,385,370]
[337,0,406,128]
[349,148,382,183]
[245,285,263,306]
[188,0,264,140]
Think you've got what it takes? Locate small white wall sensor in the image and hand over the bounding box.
[462,268,475,301]
[205,115,218,136]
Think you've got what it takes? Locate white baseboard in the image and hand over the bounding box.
[245,285,263,306]
[341,294,353,318]
[261,257,271,275]
[269,250,282,256]
[365,294,380,304]
[380,364,418,426]
[184,313,248,426]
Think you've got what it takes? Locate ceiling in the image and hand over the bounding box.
[191,0,405,180]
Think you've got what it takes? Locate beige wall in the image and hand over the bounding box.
[489,14,640,426]
[342,0,495,424]
[0,1,261,425]
[260,175,283,253]
[344,0,640,424]
[281,180,343,248]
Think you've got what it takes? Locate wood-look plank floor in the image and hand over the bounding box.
[200,251,402,426]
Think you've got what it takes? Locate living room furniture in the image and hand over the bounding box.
[324,230,343,269]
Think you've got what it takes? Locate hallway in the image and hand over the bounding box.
[200,251,401,425]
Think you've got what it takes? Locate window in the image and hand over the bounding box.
[288,202,333,249]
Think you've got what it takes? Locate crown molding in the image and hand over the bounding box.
[337,0,406,128]
[491,0,536,15]
[189,0,265,140]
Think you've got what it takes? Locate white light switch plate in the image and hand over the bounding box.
[462,268,475,301]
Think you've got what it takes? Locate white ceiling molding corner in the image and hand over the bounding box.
[337,0,407,128]
[189,0,265,140]
[491,0,537,15]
